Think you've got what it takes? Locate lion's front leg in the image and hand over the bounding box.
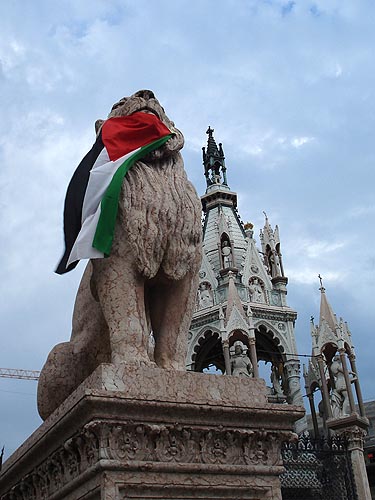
[92,255,150,366]
[150,270,199,370]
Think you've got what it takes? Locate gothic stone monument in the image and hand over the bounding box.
[0,91,304,500]
[187,128,305,434]
[304,282,371,499]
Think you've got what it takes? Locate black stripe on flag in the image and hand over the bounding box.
[55,133,104,275]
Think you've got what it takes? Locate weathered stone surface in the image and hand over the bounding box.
[37,90,203,420]
[0,364,304,499]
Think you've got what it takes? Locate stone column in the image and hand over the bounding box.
[331,423,372,500]
[249,337,259,378]
[222,165,228,185]
[348,353,366,417]
[317,355,332,419]
[284,360,303,407]
[278,250,285,277]
[222,339,231,375]
[219,306,231,375]
[347,427,371,499]
[246,308,258,378]
[307,391,320,439]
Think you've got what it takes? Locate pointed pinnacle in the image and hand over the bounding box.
[318,273,324,291]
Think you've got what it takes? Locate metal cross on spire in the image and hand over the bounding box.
[318,274,325,290]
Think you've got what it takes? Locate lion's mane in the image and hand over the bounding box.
[108,91,201,280]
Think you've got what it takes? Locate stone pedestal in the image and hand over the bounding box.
[327,414,371,500]
[0,364,304,499]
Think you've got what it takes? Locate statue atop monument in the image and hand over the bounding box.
[330,354,357,418]
[37,90,202,420]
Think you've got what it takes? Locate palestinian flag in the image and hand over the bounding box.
[56,111,172,274]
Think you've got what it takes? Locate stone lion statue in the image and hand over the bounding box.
[37,90,202,420]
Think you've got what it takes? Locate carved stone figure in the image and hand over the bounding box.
[330,355,357,418]
[221,240,233,268]
[270,364,284,397]
[249,278,265,303]
[198,282,213,308]
[269,254,276,277]
[230,344,253,377]
[37,90,202,420]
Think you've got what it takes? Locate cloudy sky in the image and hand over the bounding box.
[1,0,375,459]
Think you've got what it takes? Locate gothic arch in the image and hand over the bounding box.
[254,323,285,365]
[220,232,230,245]
[309,380,320,394]
[192,325,221,347]
[190,328,225,373]
[344,341,353,356]
[321,341,338,363]
[228,329,250,349]
[254,320,283,344]
[254,323,289,399]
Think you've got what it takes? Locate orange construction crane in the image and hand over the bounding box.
[0,368,40,381]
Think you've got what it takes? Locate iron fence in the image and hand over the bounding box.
[281,433,357,500]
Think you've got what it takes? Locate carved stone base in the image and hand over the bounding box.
[0,364,304,499]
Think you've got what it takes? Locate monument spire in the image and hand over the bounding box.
[202,126,228,187]
[318,276,337,333]
[259,212,285,279]
[304,284,370,497]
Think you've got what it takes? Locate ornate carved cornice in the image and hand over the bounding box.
[190,311,220,330]
[252,309,297,323]
[3,426,99,500]
[2,420,296,500]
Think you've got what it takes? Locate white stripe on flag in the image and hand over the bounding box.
[67,208,104,266]
[66,146,141,267]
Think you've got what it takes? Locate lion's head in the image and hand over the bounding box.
[95,90,184,159]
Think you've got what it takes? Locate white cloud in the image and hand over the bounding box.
[347,204,375,218]
[334,63,343,78]
[291,136,314,148]
[0,39,26,73]
[297,239,347,259]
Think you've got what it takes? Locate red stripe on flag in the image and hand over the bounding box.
[101,112,171,161]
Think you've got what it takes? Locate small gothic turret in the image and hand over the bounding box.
[200,128,238,215]
[304,276,367,436]
[303,278,370,496]
[202,126,228,187]
[259,212,285,279]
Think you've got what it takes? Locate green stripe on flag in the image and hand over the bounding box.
[92,134,172,256]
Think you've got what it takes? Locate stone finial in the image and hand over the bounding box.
[202,127,227,187]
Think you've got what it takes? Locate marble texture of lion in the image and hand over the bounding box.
[37,90,202,420]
